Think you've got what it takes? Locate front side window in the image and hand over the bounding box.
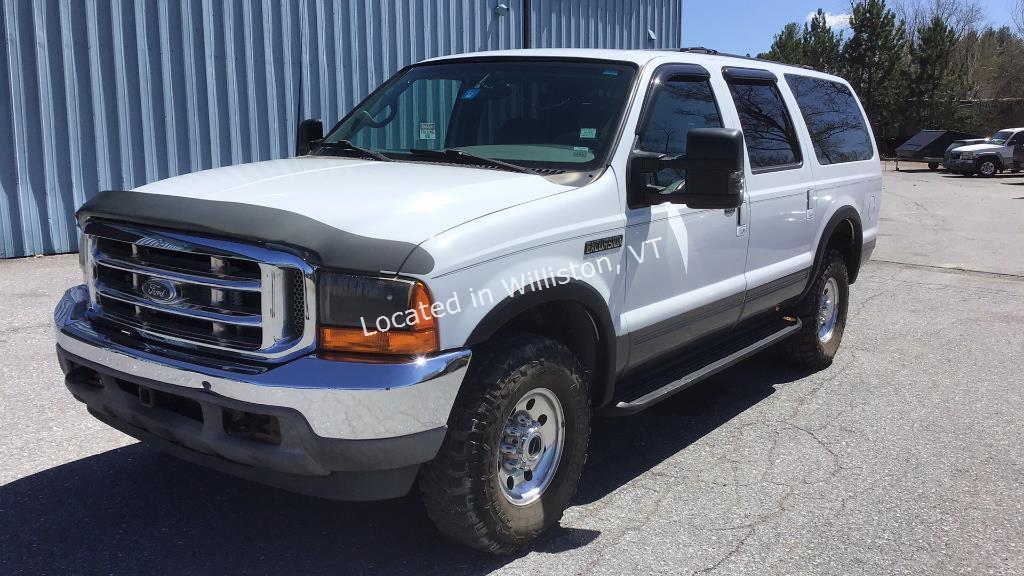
[785,74,874,165]
[636,76,723,191]
[322,60,636,172]
[727,81,802,170]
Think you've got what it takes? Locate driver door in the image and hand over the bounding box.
[621,65,749,368]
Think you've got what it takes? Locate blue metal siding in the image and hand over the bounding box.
[0,0,681,258]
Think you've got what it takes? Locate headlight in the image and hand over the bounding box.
[961,151,975,159]
[317,272,439,358]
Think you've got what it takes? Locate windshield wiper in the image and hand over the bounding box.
[318,140,392,162]
[407,148,537,175]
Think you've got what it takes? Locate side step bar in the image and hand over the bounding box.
[606,317,802,416]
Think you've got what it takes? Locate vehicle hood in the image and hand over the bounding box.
[133,157,573,246]
[954,142,1003,153]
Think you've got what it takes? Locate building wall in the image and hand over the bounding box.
[0,0,681,258]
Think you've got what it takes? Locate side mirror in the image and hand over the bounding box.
[296,118,324,156]
[627,128,745,210]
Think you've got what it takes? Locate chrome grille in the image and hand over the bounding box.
[82,221,315,361]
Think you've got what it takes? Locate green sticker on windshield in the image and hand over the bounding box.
[579,127,597,139]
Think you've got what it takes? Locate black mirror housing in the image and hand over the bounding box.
[627,128,745,210]
[296,118,324,156]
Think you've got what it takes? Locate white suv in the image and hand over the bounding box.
[55,48,881,553]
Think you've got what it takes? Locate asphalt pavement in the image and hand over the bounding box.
[2,167,1022,575]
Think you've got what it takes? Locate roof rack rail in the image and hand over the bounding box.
[679,47,719,55]
[675,46,820,72]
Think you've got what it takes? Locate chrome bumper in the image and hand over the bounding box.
[55,285,471,440]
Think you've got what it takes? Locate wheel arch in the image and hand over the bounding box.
[976,155,1003,171]
[465,280,618,408]
[802,206,864,300]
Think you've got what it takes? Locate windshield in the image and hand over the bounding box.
[321,60,637,172]
[989,130,1013,145]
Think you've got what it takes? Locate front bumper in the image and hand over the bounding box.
[55,285,471,500]
[943,158,975,171]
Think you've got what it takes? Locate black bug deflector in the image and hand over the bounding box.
[77,190,435,274]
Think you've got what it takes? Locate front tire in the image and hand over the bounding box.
[976,158,999,178]
[419,334,590,554]
[781,249,850,369]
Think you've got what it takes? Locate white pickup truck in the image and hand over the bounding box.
[55,48,881,553]
[945,127,1024,177]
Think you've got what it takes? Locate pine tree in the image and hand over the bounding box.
[910,15,962,129]
[758,23,805,65]
[803,9,843,73]
[842,0,910,141]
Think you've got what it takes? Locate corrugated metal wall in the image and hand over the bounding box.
[0,0,681,258]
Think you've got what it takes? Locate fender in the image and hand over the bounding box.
[466,279,618,407]
[800,206,864,301]
[976,154,1004,170]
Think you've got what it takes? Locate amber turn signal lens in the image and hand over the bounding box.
[318,280,439,357]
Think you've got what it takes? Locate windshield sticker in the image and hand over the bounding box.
[419,122,436,140]
[461,88,480,100]
[579,127,597,139]
[573,146,590,158]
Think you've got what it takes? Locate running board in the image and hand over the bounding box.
[606,317,802,416]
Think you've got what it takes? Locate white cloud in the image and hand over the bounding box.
[806,11,852,30]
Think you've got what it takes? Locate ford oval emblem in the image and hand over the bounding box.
[140,278,180,304]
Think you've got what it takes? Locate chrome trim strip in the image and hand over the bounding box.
[94,252,262,291]
[56,285,470,440]
[96,283,263,326]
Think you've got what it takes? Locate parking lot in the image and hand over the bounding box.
[2,167,1022,575]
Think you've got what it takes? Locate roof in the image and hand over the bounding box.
[425,48,849,84]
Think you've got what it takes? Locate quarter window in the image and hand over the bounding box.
[726,81,802,170]
[785,74,874,165]
[636,76,723,190]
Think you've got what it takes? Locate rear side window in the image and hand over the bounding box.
[785,74,874,164]
[636,76,723,190]
[726,82,802,170]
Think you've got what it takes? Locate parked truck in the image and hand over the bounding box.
[944,127,1024,177]
[55,48,881,553]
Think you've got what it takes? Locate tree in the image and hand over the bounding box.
[842,0,910,140]
[1014,0,1024,38]
[758,23,805,65]
[895,0,982,43]
[909,15,963,128]
[803,9,844,73]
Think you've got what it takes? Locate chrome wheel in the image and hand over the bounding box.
[817,277,839,343]
[979,160,997,177]
[497,388,564,506]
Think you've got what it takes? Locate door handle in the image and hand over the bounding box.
[735,203,747,237]
[805,189,816,220]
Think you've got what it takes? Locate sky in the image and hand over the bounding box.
[681,0,1019,57]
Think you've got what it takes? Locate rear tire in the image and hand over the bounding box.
[927,162,939,171]
[781,249,849,369]
[419,334,590,554]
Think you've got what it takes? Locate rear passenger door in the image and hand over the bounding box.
[722,67,815,320]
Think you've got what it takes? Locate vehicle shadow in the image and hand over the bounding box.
[1,353,806,575]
